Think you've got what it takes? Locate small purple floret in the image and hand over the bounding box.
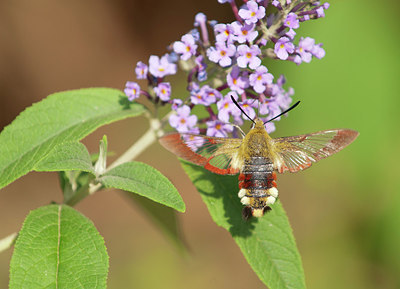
[238,1,266,25]
[170,99,183,110]
[214,23,234,43]
[274,37,295,60]
[206,120,233,137]
[286,28,296,40]
[316,7,325,18]
[124,81,141,101]
[169,105,198,133]
[194,12,209,46]
[284,13,299,29]
[154,82,171,101]
[135,61,148,79]
[271,0,280,6]
[194,12,207,26]
[217,92,241,122]
[207,42,236,67]
[203,86,222,103]
[249,65,274,93]
[227,66,249,94]
[238,99,257,121]
[231,21,258,44]
[173,34,198,61]
[189,29,200,42]
[237,44,262,69]
[264,122,276,134]
[191,85,220,106]
[296,37,314,63]
[149,55,177,78]
[311,43,325,59]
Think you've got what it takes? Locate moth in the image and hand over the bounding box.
[160,98,359,219]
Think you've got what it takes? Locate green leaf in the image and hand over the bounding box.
[0,87,145,190]
[99,161,185,213]
[124,192,187,252]
[181,161,306,289]
[9,204,109,289]
[34,142,95,174]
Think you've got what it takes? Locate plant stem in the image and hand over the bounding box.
[87,112,169,196]
[67,110,174,201]
[107,116,161,171]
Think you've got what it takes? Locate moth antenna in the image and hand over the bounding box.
[264,101,300,124]
[230,95,255,124]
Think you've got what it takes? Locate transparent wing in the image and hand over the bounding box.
[273,129,359,173]
[159,133,243,175]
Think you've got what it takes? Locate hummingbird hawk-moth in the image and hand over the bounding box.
[160,99,359,219]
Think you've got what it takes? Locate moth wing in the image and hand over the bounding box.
[272,129,359,173]
[159,133,243,175]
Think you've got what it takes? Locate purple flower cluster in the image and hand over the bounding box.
[271,1,329,63]
[124,54,176,101]
[124,0,329,140]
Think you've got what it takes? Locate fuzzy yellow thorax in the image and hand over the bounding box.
[238,119,273,160]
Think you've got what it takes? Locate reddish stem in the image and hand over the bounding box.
[230,1,244,24]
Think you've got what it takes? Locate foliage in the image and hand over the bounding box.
[0,88,185,288]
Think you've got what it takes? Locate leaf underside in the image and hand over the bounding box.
[99,161,186,213]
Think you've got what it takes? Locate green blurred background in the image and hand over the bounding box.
[0,0,399,288]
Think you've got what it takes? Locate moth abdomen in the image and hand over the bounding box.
[238,157,278,218]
